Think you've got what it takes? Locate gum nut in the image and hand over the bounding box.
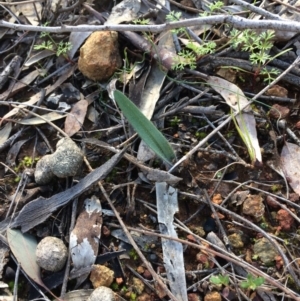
[51,138,83,178]
[36,237,68,272]
[34,155,54,185]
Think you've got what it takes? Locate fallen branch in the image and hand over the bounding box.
[1,16,300,33]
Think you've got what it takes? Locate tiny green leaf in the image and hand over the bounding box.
[240,274,265,290]
[210,274,230,286]
[113,90,176,165]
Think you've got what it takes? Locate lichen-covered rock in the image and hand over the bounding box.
[36,237,67,272]
[90,265,114,288]
[132,277,144,295]
[34,138,83,184]
[228,233,244,249]
[88,286,115,301]
[34,155,54,184]
[242,194,264,221]
[51,138,83,178]
[253,237,279,265]
[78,31,122,81]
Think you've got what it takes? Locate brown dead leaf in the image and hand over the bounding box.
[64,99,88,137]
[281,142,300,195]
[265,85,288,97]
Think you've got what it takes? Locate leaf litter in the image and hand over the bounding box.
[0,0,300,300]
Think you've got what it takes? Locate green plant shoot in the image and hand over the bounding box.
[113,90,176,165]
[240,274,265,290]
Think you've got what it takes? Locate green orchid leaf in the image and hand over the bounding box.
[113,90,176,165]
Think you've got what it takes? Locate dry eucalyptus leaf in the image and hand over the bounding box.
[70,196,103,286]
[64,99,88,137]
[281,142,300,195]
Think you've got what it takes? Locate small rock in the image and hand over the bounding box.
[88,286,115,301]
[90,265,114,288]
[136,266,144,274]
[228,233,244,249]
[35,138,83,184]
[269,104,290,119]
[276,209,294,231]
[132,277,144,295]
[137,293,152,301]
[204,291,222,301]
[46,93,64,109]
[115,277,123,285]
[78,31,122,81]
[242,194,264,221]
[253,237,279,265]
[188,293,201,301]
[212,194,222,205]
[34,155,54,184]
[265,85,288,98]
[60,83,81,104]
[36,237,67,272]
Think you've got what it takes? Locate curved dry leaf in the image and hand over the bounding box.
[68,32,91,59]
[105,0,141,24]
[281,142,300,194]
[7,229,58,299]
[16,112,66,125]
[207,76,261,163]
[0,122,12,145]
[0,70,39,101]
[15,3,42,26]
[24,50,54,67]
[7,229,44,286]
[64,99,88,137]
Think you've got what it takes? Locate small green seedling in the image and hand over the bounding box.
[34,23,72,57]
[240,274,265,290]
[14,156,39,173]
[166,11,217,71]
[130,292,137,301]
[210,274,230,286]
[170,116,181,127]
[129,249,138,261]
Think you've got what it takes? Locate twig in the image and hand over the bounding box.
[0,0,43,4]
[230,0,284,20]
[60,198,78,298]
[2,16,300,33]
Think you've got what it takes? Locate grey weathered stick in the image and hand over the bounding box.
[1,16,300,33]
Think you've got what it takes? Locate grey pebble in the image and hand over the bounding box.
[36,237,68,272]
[88,286,115,301]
